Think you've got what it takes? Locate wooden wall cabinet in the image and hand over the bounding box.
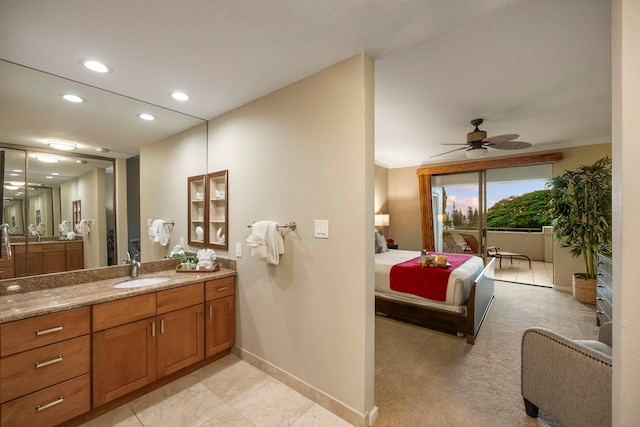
[0,307,91,427]
[188,171,228,250]
[188,175,206,246]
[205,276,235,357]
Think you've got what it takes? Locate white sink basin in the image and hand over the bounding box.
[113,276,172,289]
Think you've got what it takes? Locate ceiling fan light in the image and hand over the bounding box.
[465,147,488,159]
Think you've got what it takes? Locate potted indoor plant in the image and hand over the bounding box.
[547,156,612,303]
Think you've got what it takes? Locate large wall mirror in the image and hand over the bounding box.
[0,59,206,278]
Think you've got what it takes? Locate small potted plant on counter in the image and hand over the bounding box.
[547,156,612,304]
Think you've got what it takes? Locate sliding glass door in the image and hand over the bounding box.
[432,171,486,257]
[432,164,552,265]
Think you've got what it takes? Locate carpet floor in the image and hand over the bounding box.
[374,281,599,427]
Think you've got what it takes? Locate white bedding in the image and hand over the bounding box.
[375,250,484,314]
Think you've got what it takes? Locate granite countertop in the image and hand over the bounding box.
[0,261,236,324]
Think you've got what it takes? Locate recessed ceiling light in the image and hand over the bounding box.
[96,148,109,153]
[51,172,60,176]
[46,176,54,180]
[34,154,60,163]
[82,59,111,74]
[170,91,190,101]
[76,160,87,164]
[47,140,76,151]
[61,94,86,103]
[5,186,18,190]
[138,113,155,121]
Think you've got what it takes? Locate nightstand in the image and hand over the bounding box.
[387,243,398,250]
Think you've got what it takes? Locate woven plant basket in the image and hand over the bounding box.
[573,274,597,305]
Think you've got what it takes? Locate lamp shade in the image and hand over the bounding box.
[375,214,390,227]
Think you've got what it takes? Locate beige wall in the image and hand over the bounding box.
[387,166,422,250]
[141,54,375,423]
[613,0,640,423]
[60,168,107,268]
[374,164,388,214]
[206,53,375,422]
[139,123,208,261]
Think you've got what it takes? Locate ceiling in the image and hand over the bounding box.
[0,0,611,169]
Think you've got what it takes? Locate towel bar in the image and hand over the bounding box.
[247,221,296,231]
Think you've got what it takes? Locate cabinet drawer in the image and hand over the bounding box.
[0,373,90,427]
[0,307,90,357]
[0,335,90,403]
[13,244,43,254]
[66,241,83,251]
[205,276,235,301]
[42,243,66,253]
[93,293,156,332]
[596,300,612,323]
[157,282,204,315]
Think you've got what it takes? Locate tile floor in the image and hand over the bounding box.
[81,354,353,427]
[492,259,553,287]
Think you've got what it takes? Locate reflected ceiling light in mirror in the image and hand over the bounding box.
[170,91,190,101]
[5,186,19,190]
[138,113,155,121]
[96,148,109,153]
[82,59,111,74]
[34,154,60,163]
[47,140,76,151]
[61,94,86,103]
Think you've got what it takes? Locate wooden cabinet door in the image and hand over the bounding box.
[93,317,157,407]
[66,242,84,271]
[205,295,235,357]
[14,252,43,277]
[42,250,66,274]
[157,304,204,378]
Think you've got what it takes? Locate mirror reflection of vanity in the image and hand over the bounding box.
[0,59,206,279]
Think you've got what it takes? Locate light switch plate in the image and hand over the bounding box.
[236,242,242,257]
[314,220,329,239]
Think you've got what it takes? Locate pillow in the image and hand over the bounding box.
[375,231,389,253]
[375,231,384,253]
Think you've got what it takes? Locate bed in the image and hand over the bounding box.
[374,249,495,344]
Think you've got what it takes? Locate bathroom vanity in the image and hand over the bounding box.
[0,260,235,427]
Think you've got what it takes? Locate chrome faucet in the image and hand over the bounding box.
[123,252,140,278]
[130,254,141,278]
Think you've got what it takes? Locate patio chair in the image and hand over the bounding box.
[443,233,465,253]
[460,234,479,254]
[487,246,531,269]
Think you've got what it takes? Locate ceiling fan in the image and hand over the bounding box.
[432,118,532,159]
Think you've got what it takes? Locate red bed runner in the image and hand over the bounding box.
[390,253,473,301]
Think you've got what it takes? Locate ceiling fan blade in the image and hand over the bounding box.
[440,143,469,146]
[483,133,519,144]
[487,140,532,150]
[430,146,467,158]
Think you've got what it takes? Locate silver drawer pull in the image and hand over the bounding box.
[35,355,63,368]
[151,320,156,337]
[216,286,229,292]
[160,318,165,335]
[36,325,63,336]
[596,310,604,314]
[209,304,213,318]
[596,297,604,301]
[37,396,64,412]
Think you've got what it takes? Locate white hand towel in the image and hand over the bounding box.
[264,221,284,265]
[246,220,269,260]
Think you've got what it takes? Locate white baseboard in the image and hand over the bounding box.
[367,405,379,425]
